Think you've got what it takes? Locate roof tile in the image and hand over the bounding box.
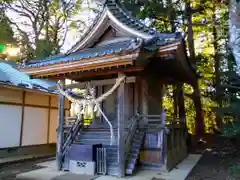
[0,62,56,92]
[20,38,141,68]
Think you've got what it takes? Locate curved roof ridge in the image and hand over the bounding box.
[107,0,181,39]
[66,4,106,54]
[66,0,182,54]
[112,1,153,33]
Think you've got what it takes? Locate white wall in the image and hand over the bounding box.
[21,107,48,146]
[0,105,22,148]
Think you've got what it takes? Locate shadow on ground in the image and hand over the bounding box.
[186,135,240,180]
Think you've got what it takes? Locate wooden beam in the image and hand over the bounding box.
[19,90,25,146]
[134,78,139,114]
[47,96,51,144]
[0,84,56,96]
[0,101,68,110]
[20,53,138,77]
[49,76,136,90]
[117,73,125,177]
[37,65,144,81]
[56,80,65,171]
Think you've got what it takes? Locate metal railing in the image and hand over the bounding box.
[96,147,107,175]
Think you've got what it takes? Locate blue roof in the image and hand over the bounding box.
[0,62,56,92]
[20,38,142,68]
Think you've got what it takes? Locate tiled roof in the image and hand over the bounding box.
[19,38,143,68]
[107,0,169,37]
[18,0,184,69]
[69,0,181,53]
[0,62,56,92]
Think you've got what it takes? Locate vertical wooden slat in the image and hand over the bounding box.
[161,110,167,170]
[19,90,25,146]
[56,80,65,171]
[117,73,125,177]
[47,96,51,144]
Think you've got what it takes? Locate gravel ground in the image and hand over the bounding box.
[0,157,54,180]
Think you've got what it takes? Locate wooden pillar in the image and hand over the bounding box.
[19,91,25,146]
[141,78,148,121]
[117,73,125,177]
[173,85,179,119]
[47,96,51,143]
[124,83,129,121]
[134,79,139,114]
[177,84,186,119]
[56,80,65,171]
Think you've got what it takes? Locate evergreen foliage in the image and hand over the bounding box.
[214,51,240,136]
[124,0,228,134]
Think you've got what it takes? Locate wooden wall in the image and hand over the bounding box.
[101,83,134,121]
[102,85,118,120]
[140,132,163,166]
[0,86,70,149]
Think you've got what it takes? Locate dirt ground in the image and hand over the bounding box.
[0,157,53,180]
[0,136,240,180]
[186,136,240,180]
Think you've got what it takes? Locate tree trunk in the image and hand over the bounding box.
[193,83,204,137]
[212,2,222,129]
[229,0,240,65]
[186,2,204,138]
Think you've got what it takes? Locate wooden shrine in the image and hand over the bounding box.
[18,0,198,177]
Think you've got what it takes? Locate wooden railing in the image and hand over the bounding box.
[138,115,188,171]
[124,114,141,159]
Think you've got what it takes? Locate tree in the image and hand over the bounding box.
[123,0,229,137]
[0,0,17,59]
[2,0,98,60]
[0,14,15,45]
[213,0,240,137]
[229,0,240,66]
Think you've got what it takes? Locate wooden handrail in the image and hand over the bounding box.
[124,114,141,159]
